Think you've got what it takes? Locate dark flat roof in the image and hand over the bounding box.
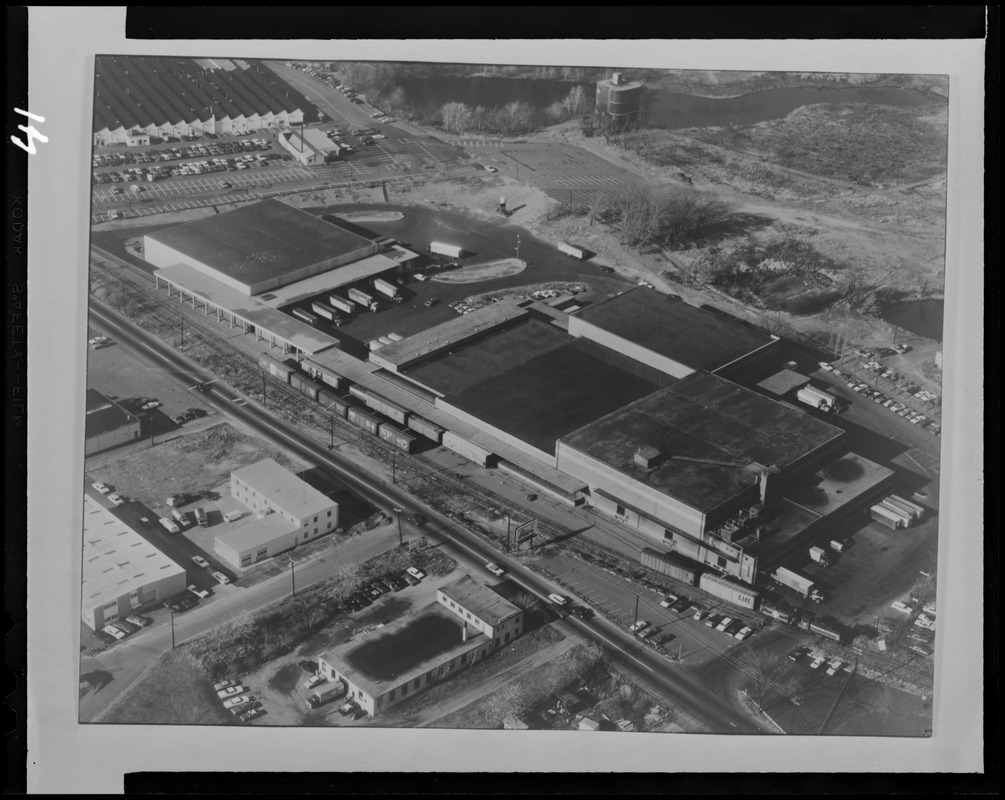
[148,199,374,287]
[85,389,137,436]
[438,575,522,627]
[561,371,845,512]
[446,339,658,456]
[404,318,572,396]
[576,287,775,371]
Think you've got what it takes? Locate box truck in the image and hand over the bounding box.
[429,241,462,258]
[809,546,831,567]
[306,681,346,709]
[772,566,824,603]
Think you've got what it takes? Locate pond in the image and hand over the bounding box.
[879,299,945,342]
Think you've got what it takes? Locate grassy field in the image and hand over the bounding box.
[95,648,234,725]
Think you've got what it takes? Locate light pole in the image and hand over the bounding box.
[393,507,404,548]
[288,557,297,597]
[516,235,521,261]
[170,609,176,649]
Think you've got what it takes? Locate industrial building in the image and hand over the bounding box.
[93,56,310,145]
[595,72,644,129]
[84,388,142,456]
[149,200,402,357]
[213,458,339,570]
[80,496,187,630]
[278,128,342,165]
[317,576,523,717]
[556,371,849,583]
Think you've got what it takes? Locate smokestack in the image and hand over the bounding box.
[462,622,468,642]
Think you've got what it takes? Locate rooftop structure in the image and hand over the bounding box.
[569,287,779,379]
[436,575,524,629]
[559,371,846,513]
[144,199,377,296]
[757,369,811,397]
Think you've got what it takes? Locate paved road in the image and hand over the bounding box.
[86,299,767,733]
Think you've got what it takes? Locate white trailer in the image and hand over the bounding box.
[772,566,824,603]
[877,500,913,527]
[870,503,905,529]
[886,494,924,521]
[558,241,587,260]
[372,277,401,299]
[348,287,379,311]
[797,386,837,412]
[311,301,336,321]
[329,295,355,315]
[429,241,462,258]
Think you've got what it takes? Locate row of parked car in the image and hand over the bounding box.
[788,647,853,676]
[344,566,427,612]
[92,136,272,169]
[95,614,150,645]
[95,151,288,187]
[821,362,941,436]
[214,679,265,721]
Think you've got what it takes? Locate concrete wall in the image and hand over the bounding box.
[84,419,141,456]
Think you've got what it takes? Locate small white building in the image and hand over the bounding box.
[214,458,339,569]
[81,497,187,630]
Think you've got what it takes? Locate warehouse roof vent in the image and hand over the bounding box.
[634,446,663,471]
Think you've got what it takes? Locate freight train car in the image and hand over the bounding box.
[407,415,445,444]
[300,358,349,392]
[258,354,295,383]
[349,385,410,426]
[441,430,495,467]
[760,600,797,625]
[317,388,351,416]
[699,572,759,610]
[378,422,417,453]
[347,406,380,435]
[639,547,699,586]
[808,618,845,644]
[290,373,323,401]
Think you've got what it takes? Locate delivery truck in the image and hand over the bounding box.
[772,566,824,603]
[429,241,462,259]
[347,287,379,312]
[306,680,346,709]
[808,546,832,567]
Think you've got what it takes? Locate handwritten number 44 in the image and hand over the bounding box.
[12,108,48,155]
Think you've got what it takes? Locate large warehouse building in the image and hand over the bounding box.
[81,496,187,630]
[317,576,523,718]
[149,200,401,357]
[214,458,339,570]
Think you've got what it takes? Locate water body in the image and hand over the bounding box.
[397,75,944,130]
[647,86,943,130]
[880,299,945,342]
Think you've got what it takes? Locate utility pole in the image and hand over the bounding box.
[288,557,297,597]
[632,593,640,637]
[391,453,396,484]
[516,234,521,261]
[328,414,336,449]
[506,515,512,553]
[393,507,404,547]
[170,609,176,649]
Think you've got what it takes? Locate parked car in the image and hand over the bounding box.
[826,660,844,676]
[242,707,266,721]
[217,685,247,699]
[809,656,826,669]
[102,625,127,641]
[548,593,568,606]
[724,620,744,636]
[659,595,677,609]
[214,679,238,691]
[91,482,111,494]
[716,616,734,632]
[114,620,140,635]
[337,701,357,716]
[188,585,211,599]
[734,625,753,641]
[704,613,721,628]
[693,609,707,622]
[423,298,439,307]
[212,571,231,585]
[304,674,327,690]
[671,598,691,613]
[571,606,594,620]
[141,401,161,410]
[485,563,506,577]
[629,620,650,633]
[788,647,810,662]
[406,567,425,581]
[192,556,210,568]
[107,493,126,506]
[223,695,253,709]
[126,615,150,628]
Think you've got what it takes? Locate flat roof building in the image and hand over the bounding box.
[144,199,378,296]
[85,389,142,457]
[214,458,338,570]
[81,496,187,630]
[318,576,523,718]
[278,128,342,166]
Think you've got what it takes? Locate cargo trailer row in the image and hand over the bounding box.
[639,547,699,586]
[348,287,379,312]
[884,494,924,522]
[796,385,839,412]
[870,503,906,530]
[699,572,759,610]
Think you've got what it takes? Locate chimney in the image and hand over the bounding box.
[612,72,621,86]
[461,622,468,642]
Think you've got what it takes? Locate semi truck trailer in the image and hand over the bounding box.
[558,241,586,259]
[429,241,462,258]
[329,295,355,315]
[372,277,402,301]
[347,287,379,312]
[306,681,346,709]
[797,386,838,412]
[772,566,824,603]
[809,546,832,567]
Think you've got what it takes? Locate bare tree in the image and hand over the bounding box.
[739,649,790,713]
[440,102,473,134]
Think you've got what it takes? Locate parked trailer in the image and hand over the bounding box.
[311,301,336,321]
[699,573,759,610]
[290,373,322,401]
[347,287,379,311]
[407,415,445,444]
[300,359,348,391]
[258,354,295,383]
[429,241,462,259]
[378,422,417,453]
[772,566,824,603]
[292,308,321,327]
[441,430,495,467]
[871,504,906,530]
[639,547,699,586]
[797,386,837,412]
[760,600,797,625]
[808,619,844,644]
[316,388,349,416]
[329,295,355,315]
[877,500,913,527]
[558,241,587,260]
[373,277,401,299]
[885,494,924,522]
[347,407,380,435]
